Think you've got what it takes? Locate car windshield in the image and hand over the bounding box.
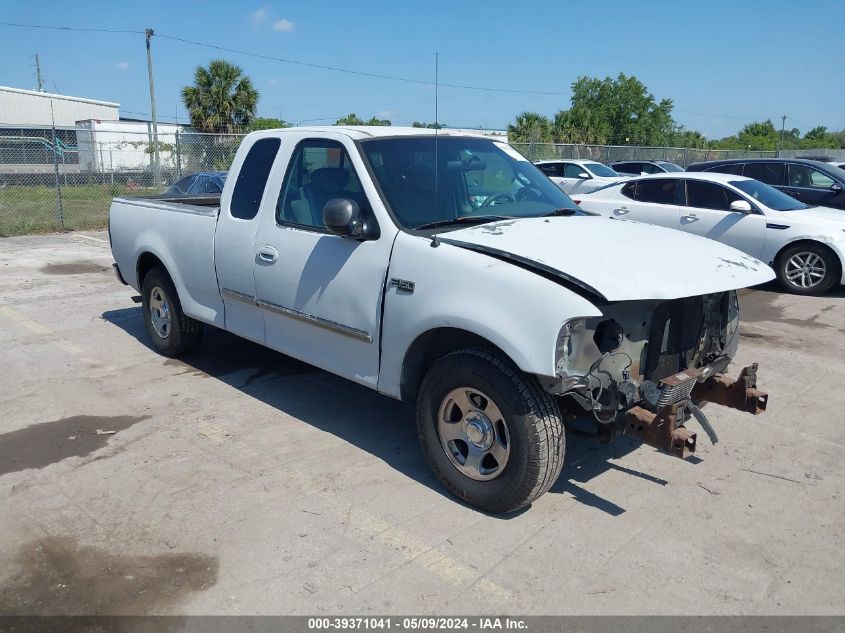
[360,136,582,230]
[584,162,620,177]
[825,163,845,181]
[730,179,809,211]
[657,162,684,172]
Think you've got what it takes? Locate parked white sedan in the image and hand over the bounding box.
[535,159,629,195]
[576,172,845,295]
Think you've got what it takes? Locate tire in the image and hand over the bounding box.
[775,242,839,296]
[141,266,203,357]
[416,348,565,514]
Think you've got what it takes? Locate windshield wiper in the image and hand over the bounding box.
[415,215,511,231]
[543,208,579,217]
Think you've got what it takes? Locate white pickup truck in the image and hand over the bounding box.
[110,127,774,513]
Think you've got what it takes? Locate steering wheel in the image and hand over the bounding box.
[515,186,542,202]
[481,193,516,208]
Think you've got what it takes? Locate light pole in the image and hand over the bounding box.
[777,114,787,157]
[145,28,160,185]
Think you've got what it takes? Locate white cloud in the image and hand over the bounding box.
[268,78,279,85]
[250,6,268,27]
[272,18,294,32]
[115,61,129,71]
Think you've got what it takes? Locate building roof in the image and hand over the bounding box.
[0,85,119,108]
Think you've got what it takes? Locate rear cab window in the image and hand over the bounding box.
[230,138,282,220]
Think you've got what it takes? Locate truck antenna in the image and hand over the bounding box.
[431,52,440,248]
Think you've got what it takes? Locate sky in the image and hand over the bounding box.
[1,0,843,139]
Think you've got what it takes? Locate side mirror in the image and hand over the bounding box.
[831,183,843,192]
[323,198,364,238]
[577,172,591,179]
[730,199,753,213]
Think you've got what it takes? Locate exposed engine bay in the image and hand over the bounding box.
[547,289,767,457]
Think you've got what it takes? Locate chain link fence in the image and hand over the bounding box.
[0,126,245,236]
[1,127,838,237]
[509,142,777,166]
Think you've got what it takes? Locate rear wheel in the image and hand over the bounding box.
[141,267,203,357]
[775,243,839,296]
[416,348,565,514]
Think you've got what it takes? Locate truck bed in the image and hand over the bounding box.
[109,196,225,327]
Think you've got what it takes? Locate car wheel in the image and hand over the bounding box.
[775,243,839,296]
[141,267,203,357]
[416,348,565,514]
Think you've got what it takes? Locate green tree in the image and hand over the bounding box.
[552,74,675,145]
[181,60,259,133]
[412,121,444,129]
[507,112,553,143]
[334,114,391,126]
[671,128,709,149]
[249,117,291,131]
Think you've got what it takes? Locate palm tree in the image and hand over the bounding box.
[507,112,553,144]
[181,60,259,133]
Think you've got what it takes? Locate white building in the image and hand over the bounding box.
[75,119,184,172]
[0,85,119,128]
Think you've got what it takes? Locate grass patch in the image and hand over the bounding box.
[0,184,155,236]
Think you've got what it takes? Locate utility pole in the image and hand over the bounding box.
[35,54,45,92]
[777,114,787,157]
[145,28,161,186]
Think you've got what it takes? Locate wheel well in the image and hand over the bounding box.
[773,240,842,277]
[136,252,167,287]
[400,327,511,402]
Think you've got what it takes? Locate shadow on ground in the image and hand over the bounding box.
[102,306,672,517]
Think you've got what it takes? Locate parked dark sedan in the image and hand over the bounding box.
[686,158,845,210]
[162,171,227,197]
[610,160,685,175]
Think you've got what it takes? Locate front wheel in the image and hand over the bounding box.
[775,243,839,295]
[416,348,565,514]
[141,267,203,357]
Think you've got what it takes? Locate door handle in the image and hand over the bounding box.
[256,245,278,264]
[613,207,629,215]
[682,214,699,222]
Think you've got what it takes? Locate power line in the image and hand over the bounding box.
[0,20,566,96]
[0,21,143,34]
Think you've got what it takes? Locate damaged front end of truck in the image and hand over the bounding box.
[548,289,767,458]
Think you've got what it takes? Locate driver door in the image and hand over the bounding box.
[252,134,397,387]
[676,179,765,257]
[562,162,592,194]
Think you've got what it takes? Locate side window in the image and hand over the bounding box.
[634,178,678,204]
[563,163,586,178]
[538,163,563,177]
[615,162,639,174]
[621,181,637,200]
[788,164,835,189]
[685,180,742,211]
[744,162,785,186]
[641,163,662,174]
[230,138,281,220]
[276,139,371,230]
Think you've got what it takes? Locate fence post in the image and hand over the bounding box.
[51,125,65,231]
[175,129,182,179]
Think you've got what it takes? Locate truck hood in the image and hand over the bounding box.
[440,216,775,302]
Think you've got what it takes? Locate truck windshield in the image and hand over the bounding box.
[360,136,582,230]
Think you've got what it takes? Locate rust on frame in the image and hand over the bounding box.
[692,363,768,415]
[624,404,697,459]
